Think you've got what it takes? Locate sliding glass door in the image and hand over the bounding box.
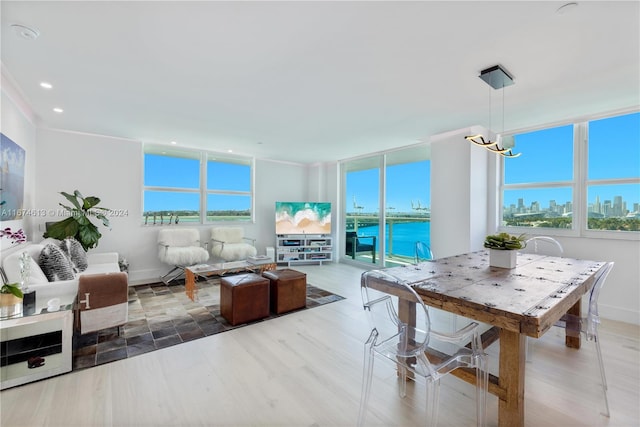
[342,145,430,267]
[384,148,431,266]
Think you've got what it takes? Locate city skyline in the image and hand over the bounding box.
[504,193,640,218]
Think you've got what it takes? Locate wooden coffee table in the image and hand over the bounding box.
[184,261,277,301]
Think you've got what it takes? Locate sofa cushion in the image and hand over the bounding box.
[39,244,75,282]
[60,238,88,272]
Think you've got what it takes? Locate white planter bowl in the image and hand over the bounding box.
[489,249,517,269]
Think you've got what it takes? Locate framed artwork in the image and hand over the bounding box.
[0,133,25,221]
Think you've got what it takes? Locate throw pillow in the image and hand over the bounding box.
[59,238,88,272]
[39,244,75,282]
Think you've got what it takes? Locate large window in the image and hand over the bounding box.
[143,145,253,224]
[501,111,639,235]
[587,113,640,231]
[502,124,574,229]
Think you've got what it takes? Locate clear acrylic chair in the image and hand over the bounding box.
[553,261,614,417]
[358,270,488,427]
[414,241,434,263]
[522,236,564,256]
[521,236,563,360]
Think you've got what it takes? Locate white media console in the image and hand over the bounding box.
[275,235,333,266]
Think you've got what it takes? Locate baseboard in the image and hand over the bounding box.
[127,268,164,286]
[600,303,640,326]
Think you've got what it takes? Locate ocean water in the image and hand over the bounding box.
[357,222,431,258]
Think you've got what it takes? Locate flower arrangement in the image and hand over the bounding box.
[0,227,26,245]
[484,232,526,250]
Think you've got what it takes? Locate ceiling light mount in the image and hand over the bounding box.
[479,65,514,90]
[10,24,40,40]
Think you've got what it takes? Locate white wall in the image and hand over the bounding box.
[253,158,307,255]
[430,126,490,257]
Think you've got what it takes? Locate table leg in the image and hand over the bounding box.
[565,300,582,349]
[498,329,526,427]
[398,298,417,379]
[185,269,196,301]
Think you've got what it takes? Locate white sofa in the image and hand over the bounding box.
[2,241,121,309]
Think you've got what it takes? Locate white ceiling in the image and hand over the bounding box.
[1,1,638,163]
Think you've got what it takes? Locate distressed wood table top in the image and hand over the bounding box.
[369,250,605,338]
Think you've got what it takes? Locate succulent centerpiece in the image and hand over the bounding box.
[484,233,526,268]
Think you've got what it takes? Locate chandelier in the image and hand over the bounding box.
[465,65,521,158]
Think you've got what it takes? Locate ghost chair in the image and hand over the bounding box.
[414,241,435,263]
[522,236,564,256]
[157,228,209,284]
[358,270,488,427]
[547,262,614,417]
[521,236,563,360]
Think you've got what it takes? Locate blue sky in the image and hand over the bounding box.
[144,156,251,211]
[346,161,430,214]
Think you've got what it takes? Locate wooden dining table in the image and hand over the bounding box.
[365,249,607,427]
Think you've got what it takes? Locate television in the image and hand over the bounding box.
[275,202,331,236]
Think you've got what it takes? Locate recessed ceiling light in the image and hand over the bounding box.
[170,141,177,145]
[40,82,53,89]
[53,107,64,113]
[227,149,233,153]
[10,24,40,40]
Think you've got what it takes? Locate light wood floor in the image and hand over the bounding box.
[1,262,638,426]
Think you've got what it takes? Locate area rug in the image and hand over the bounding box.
[72,279,344,371]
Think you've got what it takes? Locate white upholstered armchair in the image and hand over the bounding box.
[209,227,257,262]
[157,228,210,284]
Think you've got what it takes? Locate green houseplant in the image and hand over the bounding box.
[0,283,24,317]
[43,190,111,251]
[483,232,526,250]
[1,283,23,299]
[484,232,526,269]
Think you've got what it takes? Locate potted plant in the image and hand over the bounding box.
[484,232,526,268]
[0,283,24,318]
[43,190,111,251]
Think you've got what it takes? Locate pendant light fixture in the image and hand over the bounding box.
[465,65,521,158]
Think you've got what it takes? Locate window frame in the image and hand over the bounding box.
[499,110,640,241]
[143,144,255,225]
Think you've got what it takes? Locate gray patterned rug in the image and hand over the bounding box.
[72,279,344,371]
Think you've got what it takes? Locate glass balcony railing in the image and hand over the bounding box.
[345,213,431,267]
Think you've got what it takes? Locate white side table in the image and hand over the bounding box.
[1,307,73,390]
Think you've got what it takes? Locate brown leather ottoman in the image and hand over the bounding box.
[220,273,270,326]
[262,269,307,314]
